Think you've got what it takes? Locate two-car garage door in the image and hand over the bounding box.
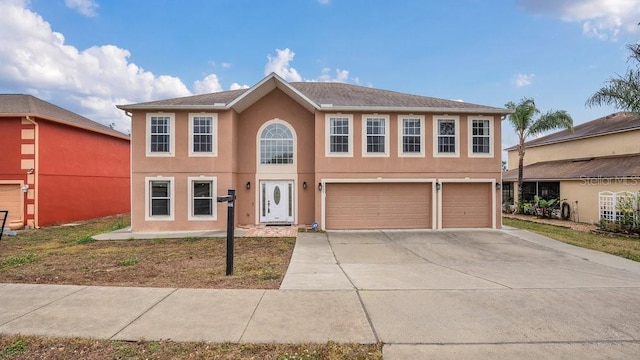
[324,182,493,230]
[325,183,431,229]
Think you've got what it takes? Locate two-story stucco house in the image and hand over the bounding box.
[118,73,509,231]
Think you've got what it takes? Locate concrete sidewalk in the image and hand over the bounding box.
[2,229,640,359]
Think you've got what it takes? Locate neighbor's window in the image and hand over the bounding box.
[147,113,175,156]
[328,116,351,154]
[471,119,491,154]
[437,118,457,154]
[150,181,171,216]
[190,114,217,156]
[401,117,423,154]
[363,116,388,155]
[260,122,294,164]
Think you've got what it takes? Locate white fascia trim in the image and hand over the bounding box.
[227,72,319,112]
[318,105,509,114]
[117,105,228,111]
[319,178,438,231]
[436,178,498,229]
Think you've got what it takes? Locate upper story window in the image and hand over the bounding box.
[260,122,294,164]
[325,115,353,157]
[147,113,175,157]
[469,117,493,157]
[399,116,425,157]
[363,115,389,156]
[189,113,217,156]
[434,116,459,157]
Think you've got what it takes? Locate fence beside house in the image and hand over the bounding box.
[599,191,640,233]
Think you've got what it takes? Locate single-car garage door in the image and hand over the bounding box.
[442,182,492,228]
[0,184,23,222]
[325,183,431,229]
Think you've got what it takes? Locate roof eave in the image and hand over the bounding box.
[2,113,130,141]
[227,73,319,113]
[318,105,510,114]
[116,104,229,111]
[504,127,640,152]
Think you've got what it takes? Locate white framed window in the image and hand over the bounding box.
[189,113,217,157]
[325,114,353,157]
[146,113,175,157]
[145,176,174,221]
[398,115,425,157]
[188,176,217,221]
[433,116,459,157]
[468,117,493,157]
[362,115,389,157]
[260,122,294,164]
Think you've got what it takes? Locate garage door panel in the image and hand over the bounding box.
[442,183,491,228]
[0,184,23,222]
[326,183,431,230]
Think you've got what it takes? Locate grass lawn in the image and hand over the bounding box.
[0,214,295,289]
[503,217,640,262]
[0,214,383,359]
[0,335,383,360]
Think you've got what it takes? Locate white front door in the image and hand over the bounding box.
[260,181,294,223]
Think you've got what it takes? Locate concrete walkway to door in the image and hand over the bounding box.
[282,228,640,359]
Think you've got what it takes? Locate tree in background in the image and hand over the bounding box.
[505,98,574,213]
[587,42,640,113]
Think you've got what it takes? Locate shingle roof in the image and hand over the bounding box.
[502,154,640,181]
[505,112,640,151]
[0,94,129,140]
[117,74,508,114]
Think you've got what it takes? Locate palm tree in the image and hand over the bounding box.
[505,98,574,213]
[586,43,640,113]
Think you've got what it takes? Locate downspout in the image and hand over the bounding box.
[124,111,133,231]
[23,116,39,228]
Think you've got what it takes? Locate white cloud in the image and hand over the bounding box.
[264,48,303,82]
[221,62,232,69]
[318,67,349,82]
[318,0,331,4]
[0,0,199,133]
[230,82,250,90]
[64,0,99,17]
[193,74,223,94]
[513,73,535,87]
[517,0,640,40]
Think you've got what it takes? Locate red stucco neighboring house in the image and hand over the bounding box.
[118,73,511,231]
[0,94,130,228]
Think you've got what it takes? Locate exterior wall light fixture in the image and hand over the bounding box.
[246,181,251,190]
[318,182,323,191]
[303,181,307,189]
[435,182,441,191]
[496,182,501,190]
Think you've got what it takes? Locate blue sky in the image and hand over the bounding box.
[1,0,639,162]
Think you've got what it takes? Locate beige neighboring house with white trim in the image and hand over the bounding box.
[503,112,640,224]
[118,73,510,232]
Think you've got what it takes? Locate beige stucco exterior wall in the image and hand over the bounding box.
[130,88,503,231]
[561,179,640,224]
[507,130,640,170]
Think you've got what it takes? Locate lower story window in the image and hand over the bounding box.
[193,181,213,216]
[150,180,171,216]
[188,176,217,220]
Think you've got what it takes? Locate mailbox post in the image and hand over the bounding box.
[216,189,236,276]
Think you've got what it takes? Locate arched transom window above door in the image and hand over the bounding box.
[260,122,294,164]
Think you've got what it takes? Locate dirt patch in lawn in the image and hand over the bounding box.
[0,214,295,289]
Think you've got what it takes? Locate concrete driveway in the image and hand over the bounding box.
[282,228,640,359]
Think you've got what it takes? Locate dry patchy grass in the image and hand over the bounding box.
[503,217,640,262]
[0,214,295,289]
[0,335,383,360]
